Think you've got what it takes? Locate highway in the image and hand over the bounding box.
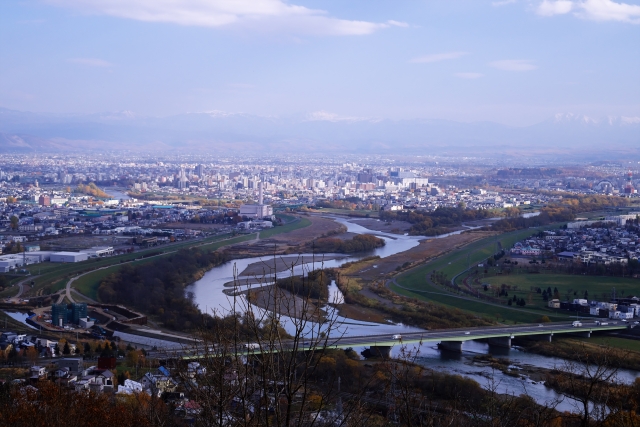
[146,320,629,359]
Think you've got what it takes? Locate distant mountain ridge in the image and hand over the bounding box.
[0,107,638,158]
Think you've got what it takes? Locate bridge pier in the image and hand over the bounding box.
[487,336,512,348]
[568,331,591,338]
[525,334,553,342]
[439,341,463,352]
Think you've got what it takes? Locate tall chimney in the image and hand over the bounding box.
[258,181,264,205]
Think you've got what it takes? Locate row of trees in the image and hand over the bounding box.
[381,205,497,236]
[97,248,228,331]
[311,234,385,253]
[74,182,111,198]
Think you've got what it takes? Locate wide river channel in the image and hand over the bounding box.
[187,216,638,413]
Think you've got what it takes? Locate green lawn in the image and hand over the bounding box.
[392,225,576,324]
[400,227,548,288]
[480,273,640,310]
[388,281,570,324]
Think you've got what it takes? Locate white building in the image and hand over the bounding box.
[239,204,273,219]
[50,252,89,263]
[80,246,114,257]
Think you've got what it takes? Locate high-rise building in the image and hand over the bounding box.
[195,164,205,177]
[177,168,188,189]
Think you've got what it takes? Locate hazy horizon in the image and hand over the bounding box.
[1,0,639,128]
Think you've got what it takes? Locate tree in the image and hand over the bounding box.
[554,343,624,427]
[84,342,92,358]
[165,256,372,427]
[9,215,18,230]
[63,342,71,355]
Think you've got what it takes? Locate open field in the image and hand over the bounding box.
[398,227,548,288]
[262,215,341,245]
[64,234,259,301]
[479,273,640,310]
[389,279,571,324]
[347,218,412,234]
[310,207,380,218]
[342,231,495,282]
[259,216,311,239]
[570,335,640,353]
[390,226,576,324]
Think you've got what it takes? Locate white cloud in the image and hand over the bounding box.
[455,72,484,79]
[536,0,574,16]
[535,0,640,23]
[489,59,537,71]
[578,0,640,23]
[492,0,517,6]
[44,0,406,36]
[68,58,113,67]
[409,52,468,64]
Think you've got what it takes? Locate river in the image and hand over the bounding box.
[186,215,638,411]
[105,188,133,200]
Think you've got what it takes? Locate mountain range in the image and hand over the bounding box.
[0,107,638,159]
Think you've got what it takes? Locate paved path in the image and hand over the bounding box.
[8,276,37,302]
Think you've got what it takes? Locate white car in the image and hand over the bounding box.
[464,332,471,335]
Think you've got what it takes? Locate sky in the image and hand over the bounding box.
[0,0,639,126]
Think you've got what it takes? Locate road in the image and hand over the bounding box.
[146,320,628,358]
[58,232,259,304]
[7,276,38,303]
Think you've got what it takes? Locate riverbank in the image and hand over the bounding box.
[238,255,348,277]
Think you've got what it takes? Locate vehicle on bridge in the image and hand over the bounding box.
[572,321,582,327]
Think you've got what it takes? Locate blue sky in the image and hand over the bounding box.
[1,0,638,125]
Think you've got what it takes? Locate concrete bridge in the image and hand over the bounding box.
[147,321,629,359]
[351,321,628,354]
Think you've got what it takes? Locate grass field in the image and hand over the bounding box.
[259,217,311,239]
[65,234,259,301]
[389,278,571,324]
[310,207,379,218]
[480,273,640,310]
[569,336,640,353]
[399,227,548,288]
[392,225,577,324]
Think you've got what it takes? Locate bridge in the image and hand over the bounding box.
[345,321,628,354]
[146,321,629,359]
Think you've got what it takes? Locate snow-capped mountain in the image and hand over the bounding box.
[0,107,637,158]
